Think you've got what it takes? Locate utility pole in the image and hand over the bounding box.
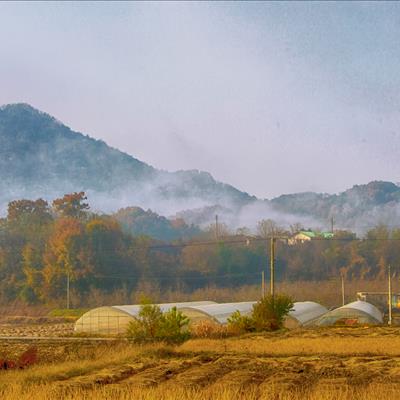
[331,216,334,233]
[215,214,219,241]
[66,271,70,310]
[261,271,265,298]
[388,265,392,326]
[341,273,345,306]
[270,237,275,297]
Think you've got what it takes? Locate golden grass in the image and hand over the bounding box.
[0,343,163,385]
[179,334,400,356]
[2,328,400,399]
[1,382,400,400]
[2,279,398,314]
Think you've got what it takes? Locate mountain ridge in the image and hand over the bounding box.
[1,103,400,232]
[0,103,254,216]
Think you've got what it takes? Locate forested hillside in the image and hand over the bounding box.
[271,181,400,231]
[0,192,399,307]
[0,103,254,216]
[114,207,200,241]
[1,103,400,232]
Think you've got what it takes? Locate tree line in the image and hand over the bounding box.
[0,192,399,306]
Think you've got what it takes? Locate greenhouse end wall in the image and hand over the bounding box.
[316,301,383,326]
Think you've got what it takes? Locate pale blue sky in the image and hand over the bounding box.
[0,2,399,198]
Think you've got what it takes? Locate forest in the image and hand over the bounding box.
[0,192,399,307]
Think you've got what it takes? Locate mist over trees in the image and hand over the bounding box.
[2,104,400,233]
[0,103,253,220]
[114,207,200,241]
[0,192,399,307]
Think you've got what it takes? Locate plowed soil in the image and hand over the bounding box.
[2,327,400,399]
[47,353,400,396]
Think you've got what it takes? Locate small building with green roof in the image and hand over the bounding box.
[289,230,334,245]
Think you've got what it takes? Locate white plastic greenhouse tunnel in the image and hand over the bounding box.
[179,301,328,328]
[74,299,332,335]
[315,300,383,326]
[284,301,328,328]
[74,301,216,335]
[178,302,257,325]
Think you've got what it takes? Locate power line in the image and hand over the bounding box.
[76,236,400,252]
[4,235,400,254]
[87,272,262,281]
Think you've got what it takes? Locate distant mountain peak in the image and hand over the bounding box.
[0,103,64,135]
[348,180,399,193]
[0,103,253,216]
[1,103,400,232]
[0,103,54,119]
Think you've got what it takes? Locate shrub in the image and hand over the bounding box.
[126,304,190,344]
[126,303,164,342]
[159,307,190,344]
[252,294,294,331]
[227,310,255,333]
[191,321,230,339]
[227,294,294,333]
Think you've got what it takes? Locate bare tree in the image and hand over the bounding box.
[236,227,251,236]
[289,223,304,235]
[257,219,286,238]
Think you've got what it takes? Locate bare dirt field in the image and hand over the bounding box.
[0,314,75,338]
[1,326,400,399]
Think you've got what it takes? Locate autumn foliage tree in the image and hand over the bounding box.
[40,218,84,301]
[2,193,400,306]
[52,192,89,219]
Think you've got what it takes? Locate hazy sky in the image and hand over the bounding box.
[1,2,399,199]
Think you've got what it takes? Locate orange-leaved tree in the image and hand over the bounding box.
[41,218,85,302]
[52,192,89,219]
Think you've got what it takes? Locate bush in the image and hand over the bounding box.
[126,304,190,344]
[160,307,190,344]
[126,303,164,341]
[252,294,294,331]
[227,294,294,333]
[190,321,231,339]
[227,310,255,333]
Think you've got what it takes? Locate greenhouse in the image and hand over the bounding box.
[74,299,333,335]
[284,301,328,328]
[178,302,256,325]
[74,301,216,335]
[316,300,383,326]
[179,301,328,328]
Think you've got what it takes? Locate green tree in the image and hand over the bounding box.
[252,294,294,331]
[126,303,190,343]
[126,302,164,341]
[160,307,190,343]
[227,310,254,333]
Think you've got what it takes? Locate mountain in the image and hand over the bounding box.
[271,181,400,231]
[0,103,254,215]
[1,103,400,233]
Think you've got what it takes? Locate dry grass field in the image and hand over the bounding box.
[1,279,395,313]
[1,327,400,399]
[0,280,399,399]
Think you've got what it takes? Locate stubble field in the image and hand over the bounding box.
[1,323,400,399]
